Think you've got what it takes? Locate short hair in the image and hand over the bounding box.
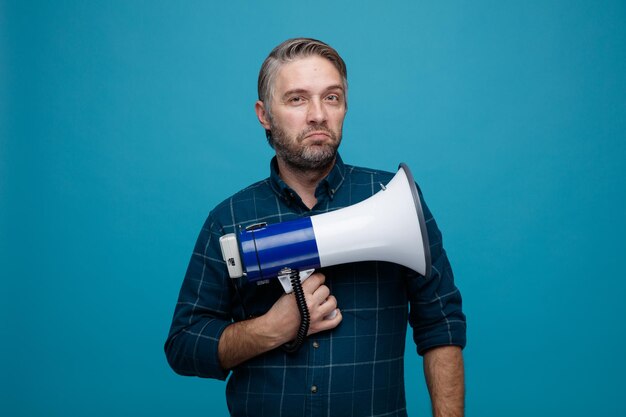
[257,38,348,114]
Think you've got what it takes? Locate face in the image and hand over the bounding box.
[256,56,347,171]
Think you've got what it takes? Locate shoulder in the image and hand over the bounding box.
[342,163,397,184]
[205,177,275,233]
[328,162,397,204]
[213,178,272,210]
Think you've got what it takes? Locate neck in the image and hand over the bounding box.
[276,156,336,210]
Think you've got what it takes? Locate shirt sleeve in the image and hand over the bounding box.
[164,212,233,380]
[407,189,467,355]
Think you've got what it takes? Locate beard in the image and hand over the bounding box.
[269,122,342,172]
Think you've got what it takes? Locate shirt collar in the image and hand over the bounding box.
[269,153,347,205]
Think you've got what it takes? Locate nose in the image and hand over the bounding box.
[307,98,327,124]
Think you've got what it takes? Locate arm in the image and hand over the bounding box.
[423,346,465,417]
[165,211,342,377]
[218,272,342,370]
[407,193,466,354]
[406,190,467,414]
[164,214,238,379]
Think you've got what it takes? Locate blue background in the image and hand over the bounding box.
[2,1,625,416]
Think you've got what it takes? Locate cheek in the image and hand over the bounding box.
[330,111,346,128]
[275,110,306,130]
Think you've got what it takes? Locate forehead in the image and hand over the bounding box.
[273,56,343,94]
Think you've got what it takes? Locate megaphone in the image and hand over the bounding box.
[219,163,432,293]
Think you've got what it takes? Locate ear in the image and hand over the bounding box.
[255,100,271,130]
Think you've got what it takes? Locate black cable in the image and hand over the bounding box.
[281,268,310,353]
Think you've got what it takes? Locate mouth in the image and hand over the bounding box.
[304,131,332,141]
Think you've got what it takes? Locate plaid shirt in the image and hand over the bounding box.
[165,154,466,417]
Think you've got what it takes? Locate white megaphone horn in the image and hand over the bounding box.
[219,163,432,294]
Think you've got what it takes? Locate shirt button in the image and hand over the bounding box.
[312,341,320,348]
[311,385,318,393]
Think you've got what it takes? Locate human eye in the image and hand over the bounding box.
[325,93,342,104]
[287,96,305,104]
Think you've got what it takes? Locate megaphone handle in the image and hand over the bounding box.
[280,267,310,354]
[278,268,337,317]
[278,269,314,293]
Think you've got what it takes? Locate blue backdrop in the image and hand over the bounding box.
[2,1,625,416]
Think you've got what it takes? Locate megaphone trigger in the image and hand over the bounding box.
[278,268,315,293]
[278,268,338,320]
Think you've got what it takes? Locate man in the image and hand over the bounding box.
[165,38,466,417]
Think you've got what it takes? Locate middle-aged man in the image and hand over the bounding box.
[165,38,466,417]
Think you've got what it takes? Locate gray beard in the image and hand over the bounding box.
[270,123,341,172]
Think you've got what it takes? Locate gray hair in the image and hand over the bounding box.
[258,38,348,117]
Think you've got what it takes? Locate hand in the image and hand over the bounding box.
[218,272,342,369]
[265,272,342,345]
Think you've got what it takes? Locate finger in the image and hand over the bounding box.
[324,309,338,320]
[319,295,337,316]
[309,295,337,322]
[312,285,330,303]
[311,309,342,334]
[301,272,325,291]
[326,308,342,324]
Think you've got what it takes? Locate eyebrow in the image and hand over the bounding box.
[281,84,345,99]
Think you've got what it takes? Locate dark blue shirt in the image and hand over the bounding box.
[165,154,466,417]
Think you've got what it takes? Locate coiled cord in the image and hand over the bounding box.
[281,268,310,353]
